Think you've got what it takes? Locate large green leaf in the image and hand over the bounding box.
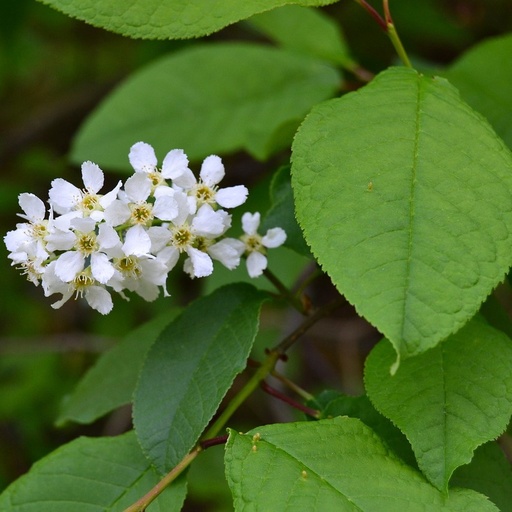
[133,283,268,474]
[0,431,186,511]
[225,417,498,511]
[364,316,512,492]
[248,5,353,67]
[445,34,512,151]
[37,0,337,39]
[71,43,340,170]
[57,310,179,426]
[292,66,512,360]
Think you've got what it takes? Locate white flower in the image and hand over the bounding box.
[49,161,121,220]
[4,193,54,284]
[207,238,245,270]
[42,262,113,315]
[104,173,179,228]
[5,193,52,261]
[129,141,190,190]
[52,217,116,285]
[240,212,286,278]
[174,154,248,211]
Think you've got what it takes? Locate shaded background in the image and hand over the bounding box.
[1,0,511,509]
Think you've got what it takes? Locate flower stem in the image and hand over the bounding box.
[123,296,343,511]
[263,267,305,313]
[273,296,345,354]
[383,0,412,67]
[123,446,201,512]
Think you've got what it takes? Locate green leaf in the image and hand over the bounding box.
[310,389,416,467]
[37,0,338,39]
[248,5,353,67]
[452,442,512,512]
[0,431,187,511]
[292,66,512,360]
[262,165,310,257]
[71,43,341,170]
[57,310,180,426]
[225,417,498,511]
[364,316,512,491]
[445,34,512,151]
[133,283,268,474]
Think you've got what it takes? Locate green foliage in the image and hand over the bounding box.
[225,417,498,511]
[262,165,310,257]
[292,66,512,361]
[71,43,341,170]
[445,34,512,151]
[248,5,353,67]
[365,316,512,491]
[0,432,187,511]
[57,310,180,425]
[37,0,338,40]
[133,283,268,474]
[4,2,512,511]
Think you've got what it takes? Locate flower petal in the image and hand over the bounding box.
[55,251,85,282]
[246,251,267,278]
[91,252,115,284]
[18,193,46,222]
[153,195,179,221]
[162,149,189,179]
[199,155,224,186]
[125,173,151,203]
[129,142,158,172]
[191,204,225,237]
[242,212,260,236]
[49,179,81,213]
[262,227,287,248]
[104,200,131,227]
[85,286,113,314]
[82,161,104,193]
[208,238,245,270]
[215,185,248,209]
[122,225,152,256]
[185,247,213,278]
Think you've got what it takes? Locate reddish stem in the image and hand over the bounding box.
[260,381,319,418]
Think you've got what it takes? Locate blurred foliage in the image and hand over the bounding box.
[1,0,511,507]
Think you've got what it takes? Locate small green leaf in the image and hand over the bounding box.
[225,417,498,511]
[0,431,187,511]
[71,43,340,170]
[248,5,353,66]
[452,442,512,512]
[364,316,512,491]
[445,34,512,151]
[262,165,310,257]
[292,66,512,360]
[57,310,179,426]
[37,0,338,39]
[133,283,268,474]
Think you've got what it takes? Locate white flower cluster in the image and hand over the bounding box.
[4,142,286,314]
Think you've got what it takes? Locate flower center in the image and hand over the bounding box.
[31,221,49,240]
[130,203,154,225]
[242,234,263,253]
[171,226,194,251]
[73,271,95,298]
[76,233,98,255]
[194,183,216,206]
[116,256,142,279]
[81,193,100,213]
